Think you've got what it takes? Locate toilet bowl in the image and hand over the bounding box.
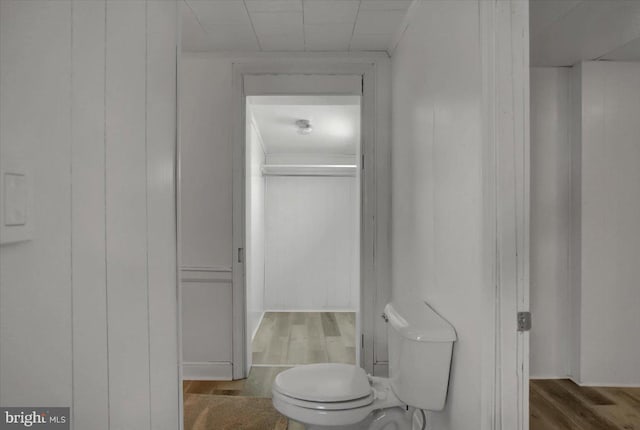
[272,300,457,430]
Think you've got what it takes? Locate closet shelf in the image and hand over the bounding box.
[261,164,357,177]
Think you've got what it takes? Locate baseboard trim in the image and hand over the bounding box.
[530,375,570,380]
[182,362,233,380]
[563,375,640,388]
[252,364,305,368]
[263,309,358,313]
[251,312,265,341]
[575,381,640,388]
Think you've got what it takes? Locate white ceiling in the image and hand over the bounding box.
[181,0,412,53]
[531,0,640,66]
[248,95,360,155]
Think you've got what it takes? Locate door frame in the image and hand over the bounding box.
[479,1,530,429]
[231,60,381,379]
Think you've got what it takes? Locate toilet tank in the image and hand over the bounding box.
[384,300,456,411]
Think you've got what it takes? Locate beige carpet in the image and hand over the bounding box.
[184,393,289,430]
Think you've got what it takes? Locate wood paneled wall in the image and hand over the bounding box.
[0,1,179,429]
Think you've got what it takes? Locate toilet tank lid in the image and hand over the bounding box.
[384,300,457,342]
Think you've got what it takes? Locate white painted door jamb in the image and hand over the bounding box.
[231,61,379,380]
[480,1,530,430]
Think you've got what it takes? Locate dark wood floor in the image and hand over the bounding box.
[531,379,640,430]
[184,368,304,430]
[184,367,292,398]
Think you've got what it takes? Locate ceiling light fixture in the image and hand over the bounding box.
[295,119,313,135]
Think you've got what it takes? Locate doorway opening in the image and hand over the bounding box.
[529,2,640,429]
[244,94,362,384]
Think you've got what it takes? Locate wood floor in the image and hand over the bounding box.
[184,368,304,430]
[184,367,292,398]
[184,312,355,430]
[252,311,356,365]
[531,379,640,430]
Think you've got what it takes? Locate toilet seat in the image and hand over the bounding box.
[272,364,404,427]
[272,388,374,411]
[273,363,372,403]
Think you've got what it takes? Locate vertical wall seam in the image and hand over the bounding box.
[0,0,3,408]
[348,1,362,51]
[174,2,184,424]
[103,1,111,428]
[144,2,152,430]
[301,0,306,51]
[242,0,262,51]
[69,1,75,427]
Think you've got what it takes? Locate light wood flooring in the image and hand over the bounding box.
[531,379,640,430]
[184,312,356,430]
[252,312,356,365]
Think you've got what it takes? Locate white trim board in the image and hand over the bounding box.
[529,375,570,380]
[262,309,358,313]
[244,74,362,96]
[181,362,233,381]
[180,266,232,273]
[182,51,389,61]
[569,377,640,388]
[261,164,357,177]
[576,382,640,388]
[251,364,303,368]
[478,1,530,429]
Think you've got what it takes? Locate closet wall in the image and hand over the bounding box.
[264,169,358,311]
[530,67,572,378]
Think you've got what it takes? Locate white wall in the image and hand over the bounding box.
[0,1,178,429]
[391,1,485,428]
[246,120,265,338]
[530,67,572,378]
[264,174,358,311]
[574,61,640,386]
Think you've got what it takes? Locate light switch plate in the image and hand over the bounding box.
[0,161,33,244]
[4,173,28,226]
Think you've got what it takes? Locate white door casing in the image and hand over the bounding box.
[479,1,530,429]
[231,61,383,379]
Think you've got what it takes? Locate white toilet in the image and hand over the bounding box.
[272,300,457,429]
